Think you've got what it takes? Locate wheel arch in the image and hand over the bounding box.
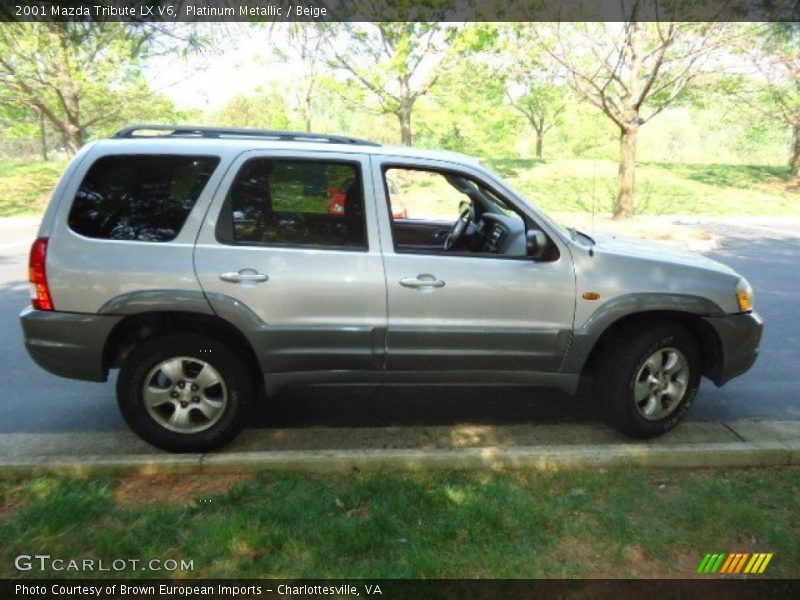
[103,310,262,388]
[575,310,723,382]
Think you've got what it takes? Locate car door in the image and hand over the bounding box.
[371,156,576,378]
[194,149,387,378]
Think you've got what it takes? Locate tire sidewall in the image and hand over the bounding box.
[117,333,251,452]
[601,324,702,438]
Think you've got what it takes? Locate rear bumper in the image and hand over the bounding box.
[703,311,763,386]
[20,306,121,382]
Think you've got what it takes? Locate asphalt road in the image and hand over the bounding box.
[0,216,797,434]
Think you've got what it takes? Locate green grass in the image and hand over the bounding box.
[0,160,67,217]
[1,467,798,579]
[487,159,800,216]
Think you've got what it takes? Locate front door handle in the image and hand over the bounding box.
[219,270,269,283]
[399,274,446,289]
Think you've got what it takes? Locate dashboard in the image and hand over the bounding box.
[474,212,526,256]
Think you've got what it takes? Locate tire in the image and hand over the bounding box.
[596,321,701,438]
[117,332,253,452]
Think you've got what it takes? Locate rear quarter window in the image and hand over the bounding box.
[68,154,220,242]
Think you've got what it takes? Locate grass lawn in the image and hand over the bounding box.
[1,158,799,219]
[1,467,798,579]
[0,160,67,217]
[487,159,800,217]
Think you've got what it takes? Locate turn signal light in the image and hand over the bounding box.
[736,289,753,312]
[28,237,54,311]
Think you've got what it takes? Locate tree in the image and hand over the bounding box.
[273,24,329,133]
[416,60,518,157]
[322,22,460,145]
[505,77,566,160]
[492,25,566,160]
[0,22,174,155]
[215,90,291,130]
[541,14,727,218]
[744,24,800,181]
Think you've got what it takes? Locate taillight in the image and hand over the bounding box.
[29,237,54,311]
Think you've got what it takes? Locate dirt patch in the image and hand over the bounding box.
[114,473,249,507]
[0,483,27,520]
[0,496,26,520]
[765,178,800,193]
[553,536,706,579]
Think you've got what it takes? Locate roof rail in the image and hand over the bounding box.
[112,125,381,146]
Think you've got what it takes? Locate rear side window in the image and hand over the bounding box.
[68,155,219,242]
[217,158,366,250]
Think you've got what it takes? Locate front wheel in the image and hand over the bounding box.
[117,333,253,452]
[597,322,701,438]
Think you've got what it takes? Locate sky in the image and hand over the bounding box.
[145,25,296,110]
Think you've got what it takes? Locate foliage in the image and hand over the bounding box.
[0,23,175,154]
[214,89,291,130]
[271,24,330,132]
[540,21,733,218]
[747,23,800,177]
[415,60,518,157]
[322,21,464,144]
[493,24,567,159]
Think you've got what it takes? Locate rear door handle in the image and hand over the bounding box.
[399,274,446,289]
[219,270,269,283]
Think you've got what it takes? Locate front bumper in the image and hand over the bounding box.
[20,306,121,382]
[703,311,763,386]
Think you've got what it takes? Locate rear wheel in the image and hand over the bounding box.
[596,321,701,438]
[117,333,252,452]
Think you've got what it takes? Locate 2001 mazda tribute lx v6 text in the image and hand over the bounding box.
[20,125,763,452]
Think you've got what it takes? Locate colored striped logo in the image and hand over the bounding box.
[697,552,773,574]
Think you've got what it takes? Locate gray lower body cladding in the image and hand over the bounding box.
[19,306,121,382]
[702,311,763,386]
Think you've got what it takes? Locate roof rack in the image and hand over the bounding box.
[112,125,381,146]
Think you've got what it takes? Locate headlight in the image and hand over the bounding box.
[736,278,754,312]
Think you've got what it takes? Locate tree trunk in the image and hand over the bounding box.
[38,110,48,162]
[535,132,543,159]
[790,123,800,181]
[304,91,313,132]
[614,126,638,220]
[64,127,83,157]
[398,105,412,146]
[63,91,83,156]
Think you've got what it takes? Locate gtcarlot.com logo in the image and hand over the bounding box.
[14,554,194,573]
[697,552,773,575]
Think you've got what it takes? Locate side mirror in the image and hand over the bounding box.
[526,229,548,259]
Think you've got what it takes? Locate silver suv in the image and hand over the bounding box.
[20,125,763,452]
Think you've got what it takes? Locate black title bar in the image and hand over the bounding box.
[2,0,800,22]
[4,579,800,600]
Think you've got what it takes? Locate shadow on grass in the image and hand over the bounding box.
[643,162,791,190]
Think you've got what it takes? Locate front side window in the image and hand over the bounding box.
[68,154,219,242]
[384,166,531,258]
[220,158,366,250]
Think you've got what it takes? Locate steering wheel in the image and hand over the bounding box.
[444,204,474,251]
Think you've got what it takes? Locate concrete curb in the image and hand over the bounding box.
[0,440,797,477]
[2,420,798,476]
